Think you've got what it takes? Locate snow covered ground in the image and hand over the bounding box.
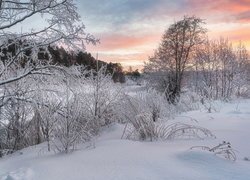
[1,99,250,180]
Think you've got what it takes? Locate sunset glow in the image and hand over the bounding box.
[78,0,250,69]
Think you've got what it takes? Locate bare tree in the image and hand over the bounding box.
[144,16,206,103]
[194,38,249,101]
[234,42,250,97]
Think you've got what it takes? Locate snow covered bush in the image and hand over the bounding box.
[83,66,124,128]
[191,141,237,161]
[122,118,215,141]
[0,78,36,151]
[35,96,62,152]
[0,64,125,154]
[118,90,171,140]
[119,91,214,141]
[53,95,92,153]
[47,66,124,153]
[0,98,33,151]
[155,123,215,140]
[175,90,201,113]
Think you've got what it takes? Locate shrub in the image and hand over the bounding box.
[191,141,237,161]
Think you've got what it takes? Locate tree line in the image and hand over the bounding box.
[0,40,126,83]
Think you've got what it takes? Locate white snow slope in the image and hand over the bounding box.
[1,99,250,180]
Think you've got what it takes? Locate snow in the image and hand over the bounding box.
[1,99,250,180]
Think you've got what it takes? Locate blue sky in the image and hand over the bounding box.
[7,0,250,69]
[74,0,250,68]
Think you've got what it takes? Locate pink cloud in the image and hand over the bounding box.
[88,33,161,51]
[185,0,250,22]
[84,0,250,68]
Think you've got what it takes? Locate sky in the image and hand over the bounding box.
[77,0,250,69]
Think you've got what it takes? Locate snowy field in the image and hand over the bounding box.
[1,98,250,180]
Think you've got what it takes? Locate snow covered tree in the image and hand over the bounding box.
[0,0,96,88]
[144,16,206,103]
[84,66,123,129]
[193,38,250,101]
[0,78,34,151]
